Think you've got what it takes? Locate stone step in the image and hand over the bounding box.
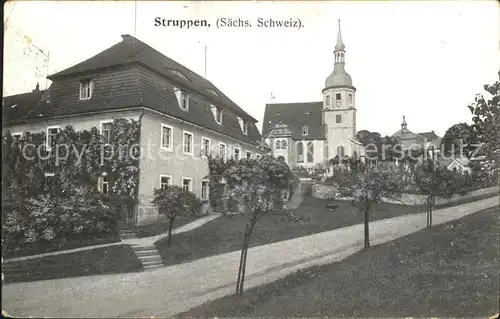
[143,264,163,270]
[142,259,163,267]
[134,250,158,257]
[120,234,137,239]
[131,245,156,251]
[138,255,162,262]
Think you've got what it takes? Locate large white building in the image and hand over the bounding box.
[262,20,365,169]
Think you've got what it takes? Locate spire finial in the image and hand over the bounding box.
[335,19,345,51]
[401,115,407,130]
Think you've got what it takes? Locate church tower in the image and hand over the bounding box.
[322,20,357,159]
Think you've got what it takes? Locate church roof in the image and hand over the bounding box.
[418,131,440,141]
[262,102,326,140]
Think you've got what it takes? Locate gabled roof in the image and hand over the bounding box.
[2,88,46,126]
[49,35,256,122]
[418,131,440,141]
[262,102,325,140]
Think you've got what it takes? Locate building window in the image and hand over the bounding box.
[307,142,314,162]
[337,146,345,158]
[183,131,194,155]
[201,137,211,157]
[233,147,240,161]
[101,121,113,144]
[348,93,353,104]
[201,180,209,201]
[301,126,309,136]
[212,105,223,124]
[336,115,342,123]
[275,140,281,149]
[281,140,287,149]
[219,142,227,160]
[246,151,251,159]
[256,154,261,160]
[336,93,341,100]
[174,88,189,111]
[297,142,304,163]
[159,175,171,190]
[182,178,192,194]
[46,126,60,150]
[79,79,93,100]
[11,132,23,147]
[98,175,109,195]
[326,95,330,107]
[161,124,173,150]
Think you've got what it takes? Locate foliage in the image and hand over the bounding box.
[336,162,404,248]
[222,155,292,295]
[2,119,140,253]
[414,160,466,199]
[152,186,202,247]
[207,156,236,214]
[467,71,500,184]
[441,123,477,157]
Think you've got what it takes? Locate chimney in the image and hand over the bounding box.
[33,83,40,92]
[121,34,134,42]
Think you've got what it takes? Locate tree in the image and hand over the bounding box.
[441,123,477,157]
[415,160,467,227]
[223,156,291,295]
[467,71,500,184]
[151,186,202,247]
[336,163,403,249]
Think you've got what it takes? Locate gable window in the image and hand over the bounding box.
[201,137,211,157]
[201,180,210,201]
[233,147,240,161]
[182,178,192,194]
[336,93,341,100]
[212,105,223,124]
[159,175,171,190]
[246,151,252,159]
[174,88,189,111]
[219,142,227,160]
[326,95,330,106]
[238,117,248,134]
[46,126,60,150]
[183,131,194,155]
[301,126,309,136]
[336,115,342,123]
[161,124,173,150]
[275,140,281,149]
[281,140,287,149]
[79,79,93,100]
[100,121,113,144]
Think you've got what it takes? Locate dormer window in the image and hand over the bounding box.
[206,88,219,97]
[301,126,309,136]
[174,88,189,111]
[211,105,223,124]
[168,69,190,82]
[79,79,93,100]
[238,117,249,134]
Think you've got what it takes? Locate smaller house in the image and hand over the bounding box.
[438,157,472,175]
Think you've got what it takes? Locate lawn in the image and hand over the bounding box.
[156,193,498,267]
[136,215,201,238]
[2,244,143,284]
[180,205,499,317]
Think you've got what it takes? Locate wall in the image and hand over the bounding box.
[136,109,264,225]
[312,184,499,205]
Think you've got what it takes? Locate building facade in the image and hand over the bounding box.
[2,35,265,226]
[262,21,365,169]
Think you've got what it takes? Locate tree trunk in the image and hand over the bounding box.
[364,206,370,249]
[167,218,174,247]
[236,223,254,295]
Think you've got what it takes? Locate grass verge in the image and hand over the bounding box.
[156,193,497,268]
[2,244,142,284]
[181,205,499,317]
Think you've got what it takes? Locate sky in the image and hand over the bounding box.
[3,1,499,137]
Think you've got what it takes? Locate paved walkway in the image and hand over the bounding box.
[2,196,498,318]
[3,214,220,263]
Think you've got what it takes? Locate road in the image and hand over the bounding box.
[2,196,498,318]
